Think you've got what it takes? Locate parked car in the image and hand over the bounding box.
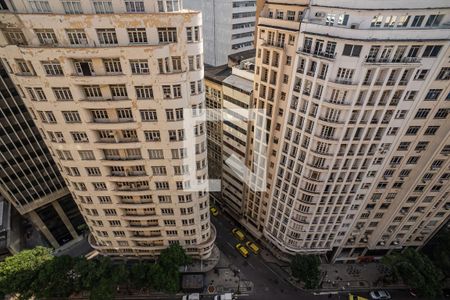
[235,243,249,258]
[348,294,368,300]
[369,290,391,300]
[182,293,200,300]
[210,207,219,216]
[245,241,260,254]
[232,228,245,241]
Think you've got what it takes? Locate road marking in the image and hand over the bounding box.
[247,262,256,270]
[226,242,235,250]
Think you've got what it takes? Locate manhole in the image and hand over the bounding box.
[208,285,216,294]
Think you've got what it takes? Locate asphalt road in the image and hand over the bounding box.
[211,212,432,300]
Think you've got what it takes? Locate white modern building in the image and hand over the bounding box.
[184,0,256,66]
[244,0,450,262]
[0,0,215,259]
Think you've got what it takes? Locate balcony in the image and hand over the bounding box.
[364,56,421,65]
[298,48,336,60]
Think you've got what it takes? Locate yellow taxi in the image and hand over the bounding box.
[210,207,219,216]
[235,243,249,258]
[245,241,260,254]
[232,228,245,241]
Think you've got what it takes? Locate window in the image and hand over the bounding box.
[415,141,429,151]
[397,142,410,151]
[414,109,430,119]
[422,45,442,57]
[129,59,149,74]
[62,1,83,14]
[42,61,64,76]
[53,87,73,101]
[144,130,161,141]
[140,109,157,121]
[79,150,95,160]
[127,28,147,44]
[93,1,113,14]
[158,27,177,43]
[186,26,200,42]
[425,14,443,27]
[71,131,89,142]
[103,58,122,73]
[404,90,417,101]
[86,167,101,176]
[411,15,424,27]
[82,85,102,98]
[26,87,46,101]
[35,29,58,45]
[165,0,180,11]
[125,1,145,12]
[424,126,439,135]
[370,15,383,27]
[425,89,442,101]
[135,86,153,99]
[407,156,419,164]
[66,29,88,45]
[405,126,420,135]
[407,45,421,58]
[152,166,167,175]
[434,109,448,119]
[171,148,187,159]
[413,69,429,80]
[436,67,450,80]
[166,108,183,121]
[3,29,27,45]
[62,111,81,123]
[97,29,118,45]
[28,1,51,13]
[342,44,362,57]
[169,129,184,141]
[110,85,128,99]
[148,149,164,159]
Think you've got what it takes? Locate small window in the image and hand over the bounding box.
[342,44,362,57]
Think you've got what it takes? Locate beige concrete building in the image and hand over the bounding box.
[243,0,450,262]
[205,56,254,217]
[0,0,215,259]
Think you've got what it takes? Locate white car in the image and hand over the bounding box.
[369,290,391,300]
[182,293,200,300]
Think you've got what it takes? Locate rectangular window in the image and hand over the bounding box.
[425,14,443,27]
[425,89,442,101]
[436,67,450,80]
[342,44,362,57]
[97,28,118,45]
[28,0,51,13]
[82,85,102,98]
[411,15,424,27]
[422,45,442,57]
[130,59,149,74]
[79,150,95,160]
[42,61,64,76]
[66,29,88,45]
[62,111,81,123]
[148,149,164,159]
[140,109,157,121]
[135,86,153,99]
[144,130,161,141]
[413,69,429,80]
[125,1,145,12]
[158,27,177,43]
[35,29,58,45]
[103,58,122,73]
[127,28,147,44]
[52,87,73,101]
[3,29,27,45]
[71,131,89,143]
[110,85,128,99]
[62,1,83,14]
[93,1,113,14]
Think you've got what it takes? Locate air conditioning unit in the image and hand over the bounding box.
[43,38,55,45]
[350,23,359,29]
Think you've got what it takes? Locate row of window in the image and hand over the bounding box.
[4,25,201,47]
[24,0,181,14]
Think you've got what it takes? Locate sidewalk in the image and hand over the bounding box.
[204,249,254,295]
[181,244,221,273]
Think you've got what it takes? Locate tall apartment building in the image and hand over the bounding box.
[205,57,254,216]
[0,60,84,250]
[0,0,215,259]
[184,0,256,66]
[244,0,450,262]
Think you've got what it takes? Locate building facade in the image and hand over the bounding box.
[0,0,215,259]
[205,58,254,216]
[184,0,256,66]
[245,0,450,262]
[0,59,84,250]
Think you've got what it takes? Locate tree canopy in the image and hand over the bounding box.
[290,254,321,289]
[0,244,191,299]
[382,248,444,298]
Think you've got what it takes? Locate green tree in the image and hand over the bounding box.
[0,246,53,299]
[290,254,321,289]
[130,263,151,289]
[382,248,443,298]
[429,228,450,279]
[32,255,76,298]
[159,244,192,269]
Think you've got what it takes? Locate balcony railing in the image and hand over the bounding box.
[298,48,336,60]
[364,56,421,64]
